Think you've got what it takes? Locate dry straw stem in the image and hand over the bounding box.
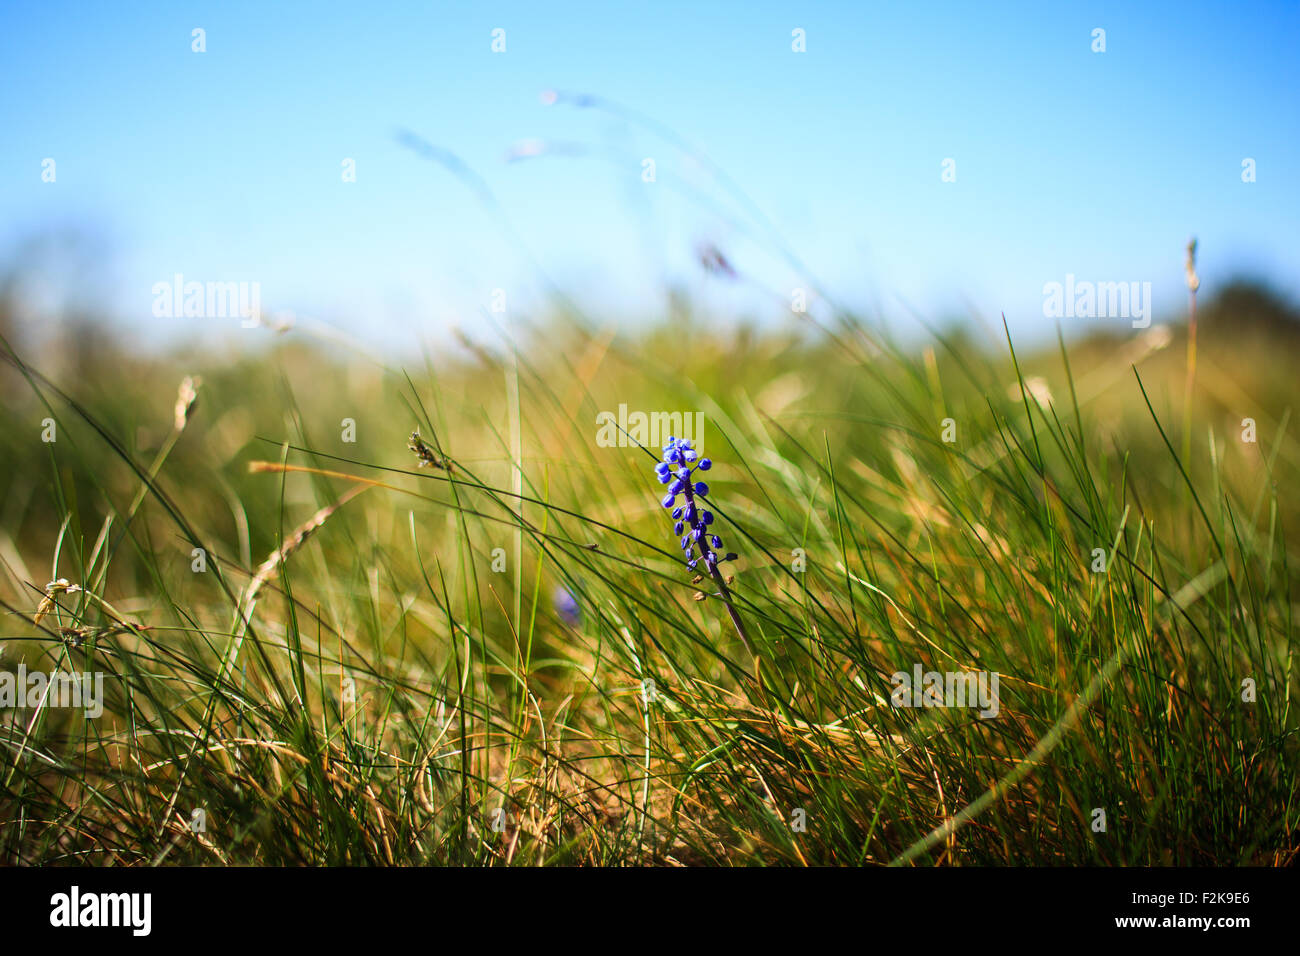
[241,464,372,615]
[1181,237,1200,467]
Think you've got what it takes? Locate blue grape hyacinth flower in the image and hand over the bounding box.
[656,437,736,574]
[653,437,752,656]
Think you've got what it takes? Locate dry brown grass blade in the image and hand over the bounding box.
[241,481,370,613]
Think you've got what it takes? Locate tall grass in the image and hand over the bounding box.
[1,295,1295,865]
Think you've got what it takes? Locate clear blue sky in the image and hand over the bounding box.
[1,0,1297,349]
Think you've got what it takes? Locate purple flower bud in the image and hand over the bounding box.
[671,506,683,519]
[710,534,723,549]
[702,510,714,525]
[553,587,580,627]
[694,482,709,496]
[661,493,676,508]
[673,521,684,535]
[697,459,712,471]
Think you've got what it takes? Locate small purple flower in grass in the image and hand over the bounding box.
[655,438,732,571]
[553,586,580,627]
[650,437,755,658]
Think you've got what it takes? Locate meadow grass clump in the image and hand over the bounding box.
[0,300,1296,866]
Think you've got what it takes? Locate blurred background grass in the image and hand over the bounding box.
[1,268,1297,865]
